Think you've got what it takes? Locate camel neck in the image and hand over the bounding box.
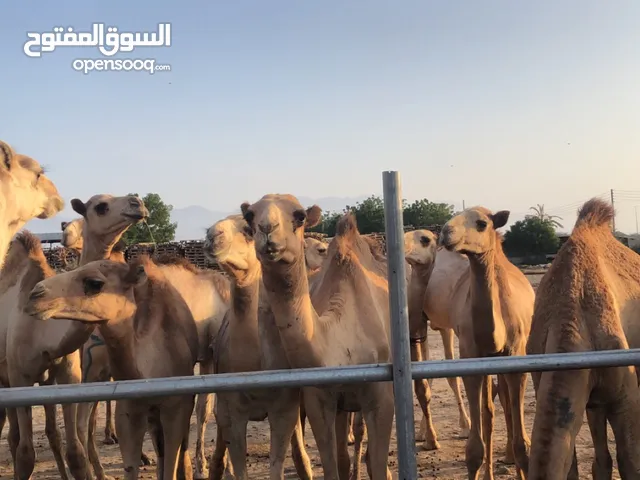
[261,254,322,368]
[407,264,434,339]
[80,231,123,266]
[468,248,507,355]
[228,267,262,372]
[98,318,141,380]
[0,213,24,271]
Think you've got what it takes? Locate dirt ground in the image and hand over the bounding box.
[0,271,621,479]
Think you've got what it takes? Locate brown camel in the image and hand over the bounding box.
[304,237,328,277]
[404,229,472,450]
[0,140,64,449]
[439,207,534,480]
[242,194,394,480]
[527,198,640,480]
[1,195,147,480]
[60,217,154,475]
[25,256,199,480]
[203,214,312,480]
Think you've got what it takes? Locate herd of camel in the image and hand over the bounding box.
[0,139,638,480]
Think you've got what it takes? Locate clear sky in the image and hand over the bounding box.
[2,1,640,233]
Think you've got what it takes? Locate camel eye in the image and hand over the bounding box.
[83,278,104,296]
[95,203,109,216]
[243,224,254,237]
[419,235,430,246]
[318,247,327,254]
[476,220,488,231]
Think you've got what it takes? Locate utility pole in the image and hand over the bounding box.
[611,189,616,233]
[636,206,638,234]
[462,200,466,210]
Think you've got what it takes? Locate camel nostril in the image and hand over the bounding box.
[29,285,46,301]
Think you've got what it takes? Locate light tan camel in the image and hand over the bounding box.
[527,198,640,480]
[242,194,394,480]
[0,140,64,269]
[404,229,472,449]
[77,253,231,480]
[0,195,147,480]
[439,207,534,480]
[25,256,199,480]
[0,140,64,447]
[60,217,154,475]
[203,214,312,480]
[304,237,328,276]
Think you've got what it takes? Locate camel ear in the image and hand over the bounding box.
[490,211,510,229]
[71,199,87,217]
[240,202,251,216]
[305,205,322,228]
[61,221,68,231]
[241,202,254,226]
[0,142,14,171]
[125,264,147,287]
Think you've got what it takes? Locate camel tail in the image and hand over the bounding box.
[574,198,614,229]
[335,212,360,239]
[14,230,44,256]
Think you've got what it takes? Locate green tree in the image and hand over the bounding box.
[307,211,342,237]
[122,193,177,245]
[503,217,560,257]
[403,199,455,227]
[527,204,563,229]
[346,195,386,234]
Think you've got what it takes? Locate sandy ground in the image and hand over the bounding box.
[0,272,621,479]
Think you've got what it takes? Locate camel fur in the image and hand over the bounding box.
[527,198,640,480]
[242,194,394,480]
[203,213,313,480]
[25,256,199,480]
[439,206,534,480]
[0,194,147,480]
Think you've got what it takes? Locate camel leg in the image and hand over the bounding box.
[0,407,6,441]
[496,375,514,464]
[7,408,19,469]
[361,383,394,480]
[290,406,313,480]
[116,400,147,480]
[347,412,355,445]
[462,374,485,480]
[528,367,591,480]
[216,394,249,480]
[83,400,114,480]
[504,373,530,479]
[349,412,366,480]
[335,411,351,480]
[14,403,36,479]
[481,375,495,480]
[304,387,341,480]
[208,424,227,480]
[177,417,194,480]
[267,391,308,480]
[411,340,439,450]
[103,400,118,444]
[195,360,214,480]
[440,328,471,438]
[43,403,70,480]
[586,407,612,480]
[602,366,640,479]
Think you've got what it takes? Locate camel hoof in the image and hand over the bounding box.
[415,429,426,442]
[499,453,515,465]
[459,426,470,439]
[421,439,441,451]
[140,452,154,466]
[347,433,355,445]
[103,432,118,445]
[194,471,209,480]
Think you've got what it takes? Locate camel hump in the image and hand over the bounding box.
[575,198,614,229]
[154,254,199,273]
[335,213,360,238]
[14,230,43,256]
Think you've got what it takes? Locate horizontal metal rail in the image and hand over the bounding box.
[1,348,639,408]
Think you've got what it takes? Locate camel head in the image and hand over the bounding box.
[439,207,509,255]
[240,194,322,265]
[304,237,328,273]
[0,140,64,225]
[404,229,437,267]
[70,194,149,245]
[204,213,258,277]
[25,259,146,323]
[61,218,85,252]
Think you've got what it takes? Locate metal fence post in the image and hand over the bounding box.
[382,171,417,480]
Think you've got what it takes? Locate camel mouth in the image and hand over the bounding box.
[122,213,147,221]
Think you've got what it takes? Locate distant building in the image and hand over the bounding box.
[33,232,63,247]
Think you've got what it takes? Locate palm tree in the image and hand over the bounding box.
[527,204,564,229]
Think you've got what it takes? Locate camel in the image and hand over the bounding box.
[439,206,534,480]
[404,229,471,449]
[241,194,394,480]
[203,213,312,480]
[76,251,231,480]
[0,140,64,445]
[527,198,640,480]
[25,256,199,480]
[0,194,148,480]
[60,218,154,474]
[304,237,328,276]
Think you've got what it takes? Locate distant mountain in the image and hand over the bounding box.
[24,195,368,242]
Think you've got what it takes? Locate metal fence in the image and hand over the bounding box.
[5,170,640,480]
